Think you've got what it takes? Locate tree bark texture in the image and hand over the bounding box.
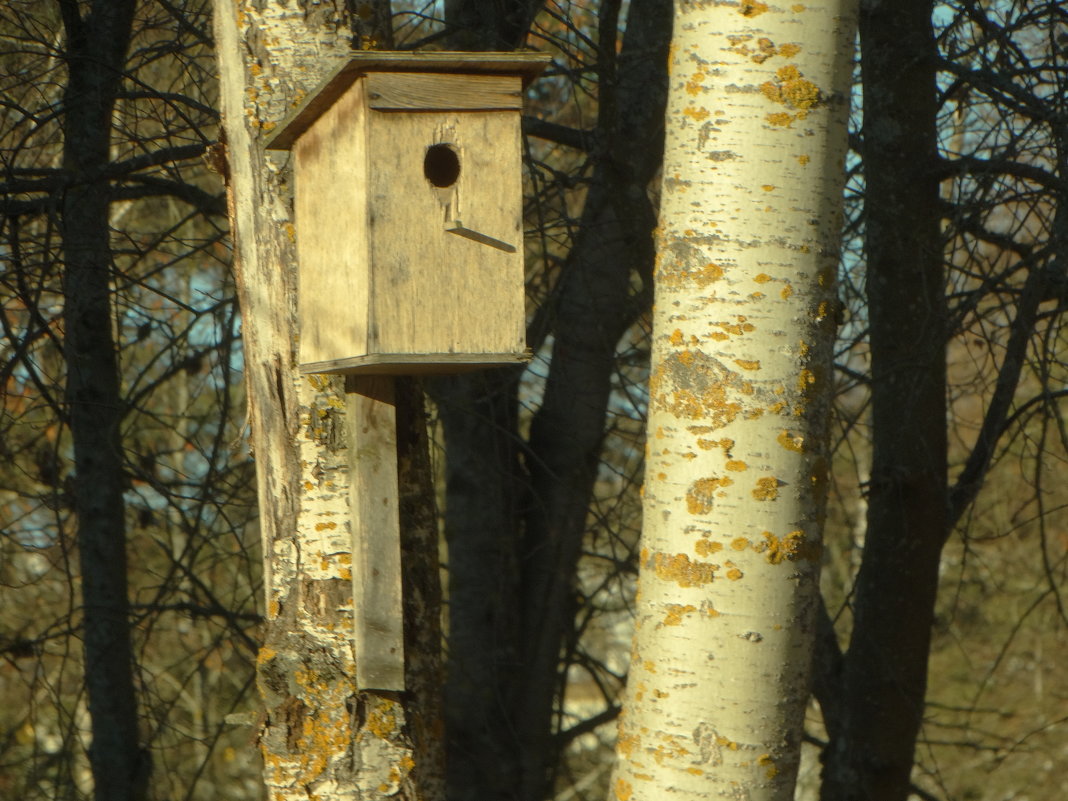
[60,2,146,799]
[429,2,670,800]
[212,2,440,799]
[611,2,856,800]
[820,3,946,800]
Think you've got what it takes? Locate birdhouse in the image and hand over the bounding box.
[265,51,551,375]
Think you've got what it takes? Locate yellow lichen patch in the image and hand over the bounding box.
[792,3,806,10]
[797,153,810,165]
[726,459,748,471]
[314,521,337,531]
[713,317,756,337]
[759,529,820,563]
[781,282,794,299]
[694,538,723,557]
[617,731,640,758]
[798,368,816,392]
[760,534,803,563]
[731,537,750,551]
[777,430,804,452]
[754,272,773,284]
[683,105,710,121]
[699,262,725,283]
[725,563,744,581]
[654,736,691,765]
[758,753,779,779]
[663,604,697,626]
[615,778,633,801]
[752,477,780,501]
[780,43,801,58]
[761,184,775,192]
[258,646,277,664]
[366,700,399,739]
[685,66,709,96]
[687,476,733,514]
[740,0,768,16]
[669,328,685,346]
[761,64,822,127]
[651,551,718,587]
[654,356,743,426]
[734,359,761,371]
[643,660,657,673]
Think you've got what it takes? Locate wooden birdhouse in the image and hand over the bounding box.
[265,51,551,375]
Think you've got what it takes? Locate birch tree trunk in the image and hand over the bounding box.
[212,3,442,799]
[610,2,856,799]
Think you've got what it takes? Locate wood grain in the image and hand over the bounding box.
[366,73,520,111]
[347,375,405,691]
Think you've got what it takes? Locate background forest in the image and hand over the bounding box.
[1,1,1066,800]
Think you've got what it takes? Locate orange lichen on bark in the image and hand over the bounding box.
[663,604,697,626]
[650,551,718,587]
[687,476,733,514]
[694,538,723,557]
[759,529,820,563]
[752,477,780,500]
[777,430,805,452]
[758,753,779,778]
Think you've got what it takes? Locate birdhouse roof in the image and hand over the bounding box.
[265,51,552,151]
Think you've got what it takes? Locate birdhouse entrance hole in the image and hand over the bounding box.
[424,143,460,187]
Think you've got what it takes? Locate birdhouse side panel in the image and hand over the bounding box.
[294,82,372,369]
[365,109,526,360]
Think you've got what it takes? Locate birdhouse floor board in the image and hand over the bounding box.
[301,352,533,376]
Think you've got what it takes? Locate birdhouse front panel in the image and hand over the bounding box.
[364,98,525,360]
[268,52,551,375]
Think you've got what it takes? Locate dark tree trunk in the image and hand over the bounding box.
[59,2,144,800]
[821,2,945,799]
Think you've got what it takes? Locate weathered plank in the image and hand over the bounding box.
[347,375,404,691]
[366,73,520,111]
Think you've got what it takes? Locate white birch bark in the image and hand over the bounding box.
[213,3,421,799]
[610,2,856,800]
